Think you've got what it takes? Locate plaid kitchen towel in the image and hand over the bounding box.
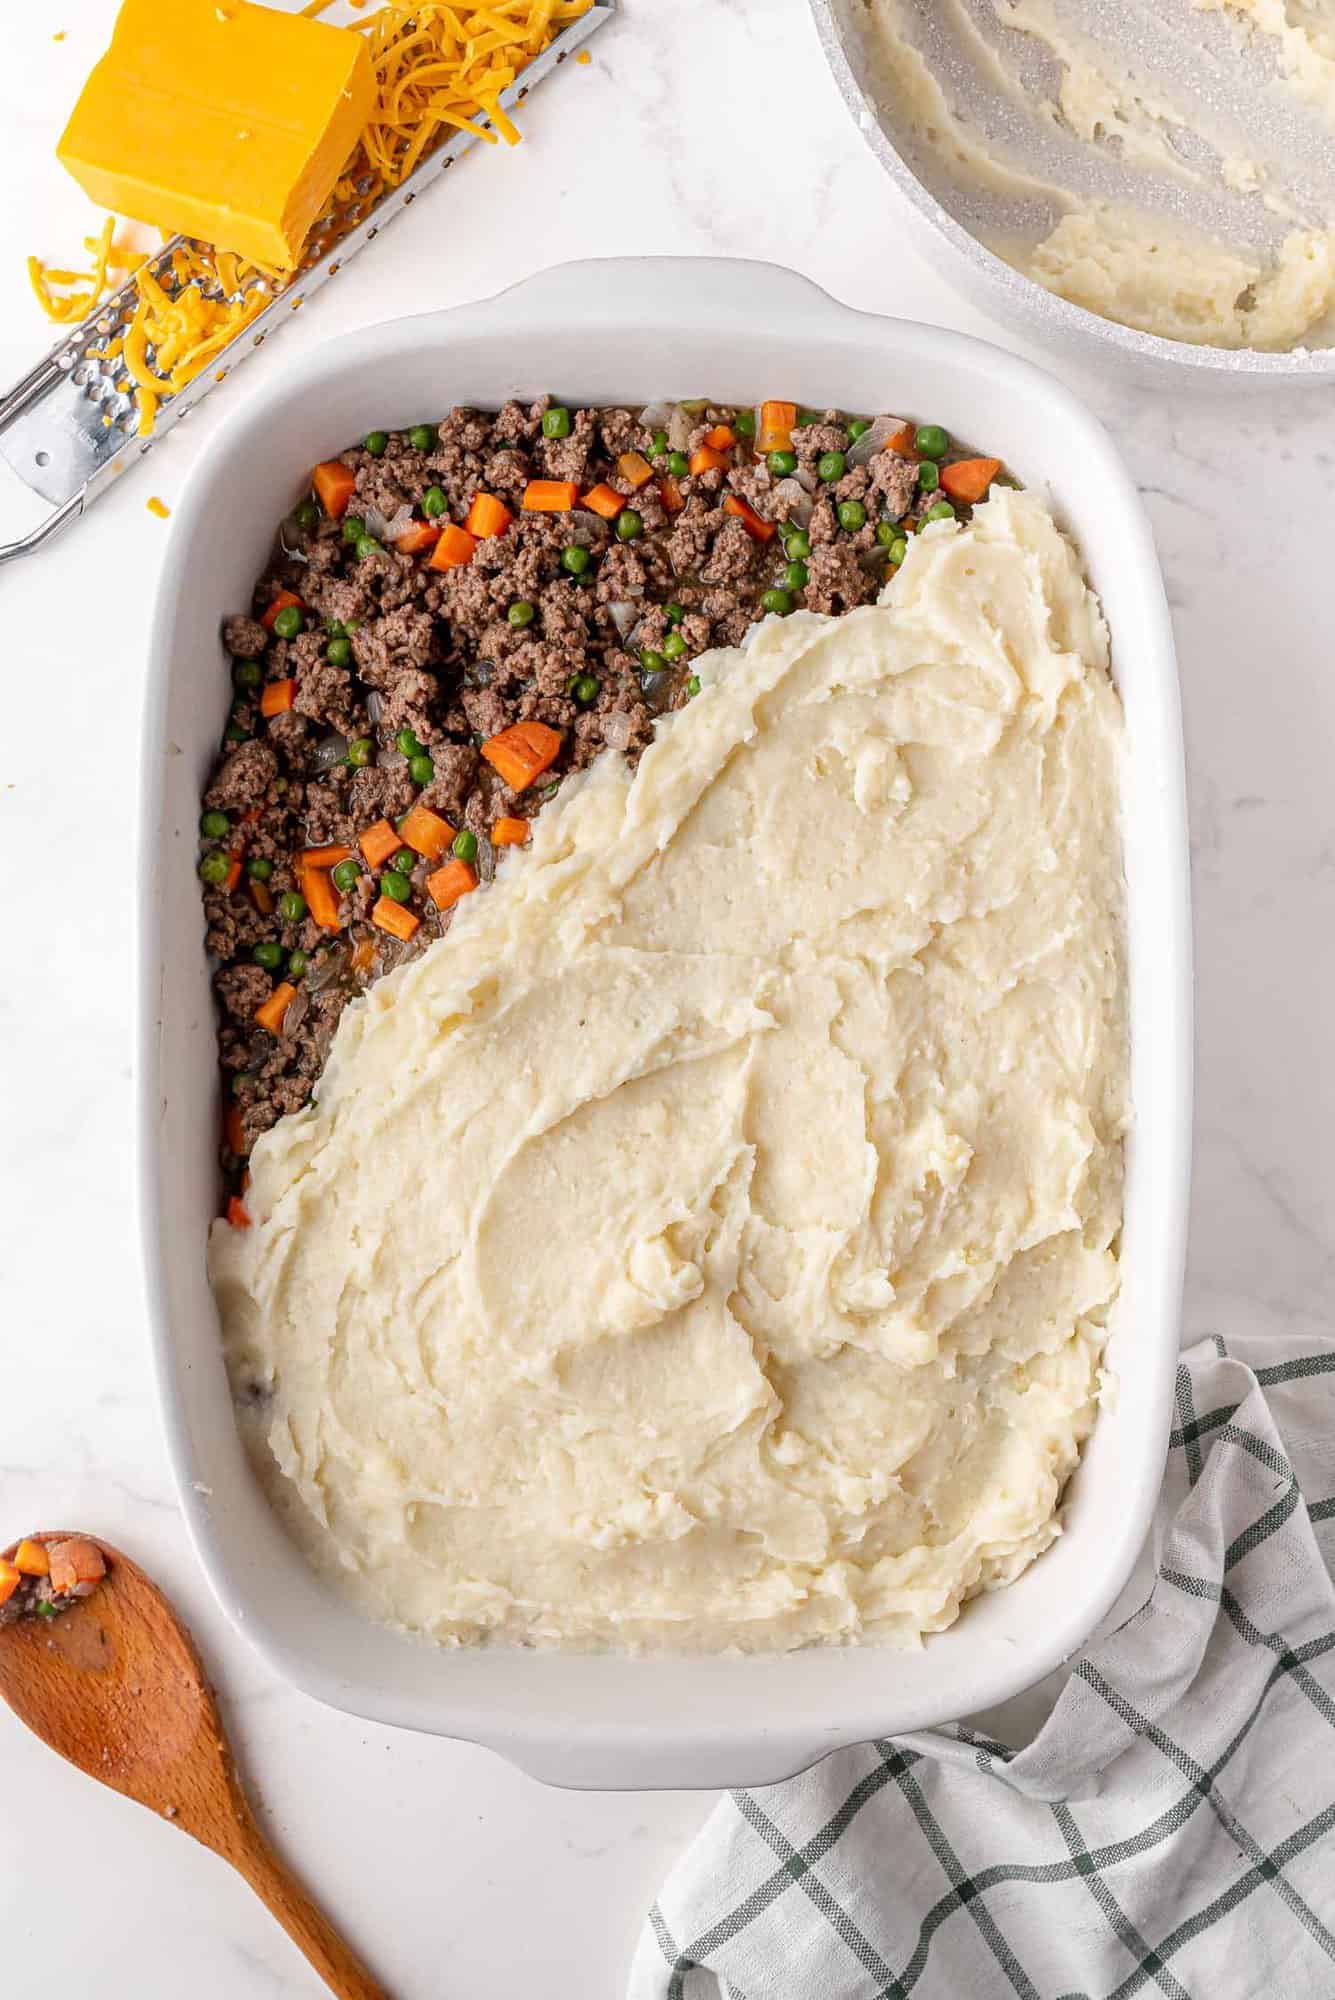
[630,1334,1335,2000]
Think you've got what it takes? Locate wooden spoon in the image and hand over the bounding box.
[0,1534,388,1999]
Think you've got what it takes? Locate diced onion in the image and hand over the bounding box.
[792,465,817,495]
[607,599,640,639]
[638,401,676,429]
[603,711,632,752]
[566,509,609,548]
[770,478,813,527]
[476,833,496,883]
[365,690,385,723]
[314,731,349,770]
[848,413,905,468]
[667,405,693,452]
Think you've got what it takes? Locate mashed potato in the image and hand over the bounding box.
[211,487,1128,1653]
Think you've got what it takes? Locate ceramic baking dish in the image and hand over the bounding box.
[139,257,1191,1791]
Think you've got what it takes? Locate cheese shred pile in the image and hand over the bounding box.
[28,0,591,436]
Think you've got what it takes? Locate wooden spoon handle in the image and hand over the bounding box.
[225,1805,390,2000]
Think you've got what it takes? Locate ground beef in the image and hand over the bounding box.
[202,399,1004,1185]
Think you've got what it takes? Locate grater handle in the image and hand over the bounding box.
[0,489,86,567]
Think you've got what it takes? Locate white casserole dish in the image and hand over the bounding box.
[139,258,1192,1791]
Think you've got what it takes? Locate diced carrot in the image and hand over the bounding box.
[0,1561,19,1609]
[480,720,562,792]
[254,981,296,1035]
[260,678,295,717]
[758,401,797,453]
[658,475,684,516]
[885,423,916,456]
[360,819,402,869]
[301,864,342,934]
[617,451,654,490]
[372,896,420,941]
[312,460,356,520]
[491,816,530,847]
[426,858,478,910]
[581,483,624,521]
[688,446,729,477]
[260,589,303,632]
[399,803,455,859]
[223,855,242,896]
[723,494,776,543]
[940,457,1002,504]
[465,490,513,539]
[13,1539,50,1578]
[428,522,479,570]
[227,1195,252,1229]
[351,936,377,975]
[521,479,579,513]
[249,878,273,917]
[47,1538,106,1592]
[394,521,441,555]
[301,844,352,869]
[225,1105,248,1157]
[703,424,735,451]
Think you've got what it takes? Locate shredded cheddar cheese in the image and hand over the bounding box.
[28,0,591,435]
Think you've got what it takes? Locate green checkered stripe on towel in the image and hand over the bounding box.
[630,1336,1335,2000]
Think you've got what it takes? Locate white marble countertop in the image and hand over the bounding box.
[2,2,1333,1994]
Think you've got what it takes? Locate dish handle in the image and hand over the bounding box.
[494,255,860,337]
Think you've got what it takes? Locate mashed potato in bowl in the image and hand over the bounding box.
[211,487,1128,1653]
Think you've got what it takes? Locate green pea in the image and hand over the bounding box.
[342,516,366,544]
[288,949,309,979]
[363,430,388,457]
[640,649,667,673]
[888,539,908,565]
[198,851,231,886]
[615,510,643,543]
[387,849,412,875]
[508,599,536,628]
[346,736,373,769]
[332,858,360,894]
[326,636,352,667]
[915,423,949,460]
[794,410,820,428]
[768,449,798,477]
[875,520,898,548]
[224,722,248,744]
[650,428,669,457]
[294,498,320,532]
[325,618,347,638]
[200,809,231,839]
[380,869,412,903]
[679,399,708,414]
[783,527,811,560]
[848,419,872,441]
[344,618,360,632]
[664,601,685,625]
[452,829,479,863]
[278,890,307,923]
[246,855,273,882]
[571,673,600,705]
[666,451,689,478]
[817,451,846,482]
[409,754,435,785]
[422,485,447,519]
[917,460,940,493]
[355,536,381,562]
[273,604,303,640]
[35,1600,57,1621]
[662,631,688,661]
[543,406,573,439]
[409,424,435,452]
[923,500,956,523]
[761,588,794,616]
[686,675,701,697]
[561,545,591,577]
[837,500,867,532]
[396,727,422,757]
[783,561,809,591]
[734,408,756,437]
[253,940,284,970]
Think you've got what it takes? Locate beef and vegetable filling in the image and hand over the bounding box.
[199,398,1006,1206]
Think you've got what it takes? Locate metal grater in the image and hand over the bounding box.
[0,2,614,566]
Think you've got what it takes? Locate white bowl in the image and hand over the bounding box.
[810,0,1335,389]
[139,257,1191,1791]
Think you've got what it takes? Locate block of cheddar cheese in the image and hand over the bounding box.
[57,0,374,271]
